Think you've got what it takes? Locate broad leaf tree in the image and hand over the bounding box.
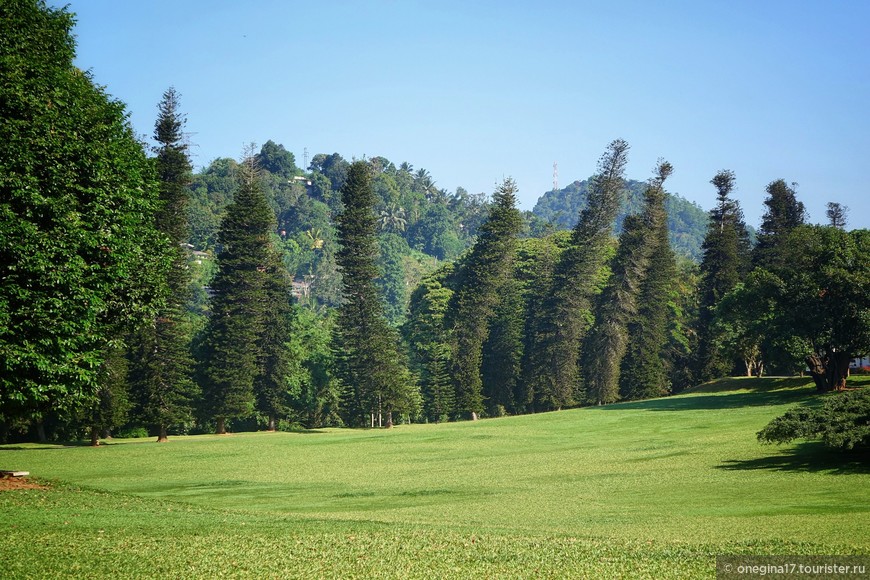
[0,0,169,434]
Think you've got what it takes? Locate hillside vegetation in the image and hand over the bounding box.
[3,377,868,578]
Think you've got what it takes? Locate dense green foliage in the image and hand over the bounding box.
[333,162,418,427]
[200,157,279,434]
[584,161,673,404]
[0,1,169,431]
[759,387,870,450]
[447,178,523,419]
[128,87,199,443]
[694,170,752,381]
[524,140,629,411]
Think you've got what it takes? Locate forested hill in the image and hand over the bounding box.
[532,179,709,260]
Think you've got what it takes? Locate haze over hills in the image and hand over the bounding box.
[532,179,710,260]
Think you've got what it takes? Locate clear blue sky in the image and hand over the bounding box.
[62,0,868,229]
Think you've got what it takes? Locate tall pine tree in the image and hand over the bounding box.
[621,162,678,400]
[524,140,629,411]
[200,152,275,434]
[129,87,198,442]
[333,161,418,427]
[447,178,523,420]
[584,160,672,405]
[254,246,295,431]
[695,170,751,381]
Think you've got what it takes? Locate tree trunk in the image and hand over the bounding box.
[806,354,829,392]
[828,351,850,391]
[267,416,276,432]
[806,351,852,392]
[156,424,168,443]
[385,411,393,429]
[216,417,227,435]
[90,426,100,447]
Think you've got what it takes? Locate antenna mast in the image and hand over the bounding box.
[553,161,559,192]
[303,147,309,171]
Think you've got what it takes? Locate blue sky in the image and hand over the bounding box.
[63,0,868,229]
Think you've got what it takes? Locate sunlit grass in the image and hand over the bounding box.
[2,376,868,578]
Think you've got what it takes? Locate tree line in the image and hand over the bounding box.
[2,1,868,444]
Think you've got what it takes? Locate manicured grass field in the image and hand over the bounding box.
[3,377,869,578]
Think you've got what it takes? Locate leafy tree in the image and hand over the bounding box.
[376,233,411,326]
[404,268,456,422]
[333,161,419,427]
[80,345,131,446]
[0,0,169,432]
[286,308,342,428]
[584,161,672,404]
[129,87,199,443]
[758,388,870,451]
[447,178,523,420]
[767,226,870,392]
[524,140,630,411]
[712,269,782,377]
[694,170,752,381]
[753,179,806,271]
[200,154,276,434]
[256,140,297,178]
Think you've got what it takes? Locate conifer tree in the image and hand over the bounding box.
[201,153,275,434]
[405,271,455,422]
[695,170,752,381]
[447,178,523,420]
[254,246,295,431]
[621,164,678,400]
[333,161,418,427]
[753,179,806,271]
[129,87,198,442]
[524,140,629,411]
[584,161,672,405]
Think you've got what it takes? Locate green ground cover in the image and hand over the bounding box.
[2,376,868,578]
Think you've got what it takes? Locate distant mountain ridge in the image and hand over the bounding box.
[532,179,710,260]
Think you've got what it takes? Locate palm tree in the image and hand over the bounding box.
[378,204,407,233]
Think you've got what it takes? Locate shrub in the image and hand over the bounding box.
[758,388,870,451]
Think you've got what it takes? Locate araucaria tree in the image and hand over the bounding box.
[0,1,169,436]
[129,87,199,443]
[694,170,751,381]
[584,160,673,405]
[200,154,276,434]
[752,179,806,271]
[333,161,418,427]
[620,165,679,400]
[524,140,629,411]
[447,178,523,420]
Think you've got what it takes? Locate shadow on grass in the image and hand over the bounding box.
[598,388,813,412]
[718,441,870,475]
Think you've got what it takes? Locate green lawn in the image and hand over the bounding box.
[2,376,868,578]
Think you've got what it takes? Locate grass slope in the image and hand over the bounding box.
[2,377,868,578]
